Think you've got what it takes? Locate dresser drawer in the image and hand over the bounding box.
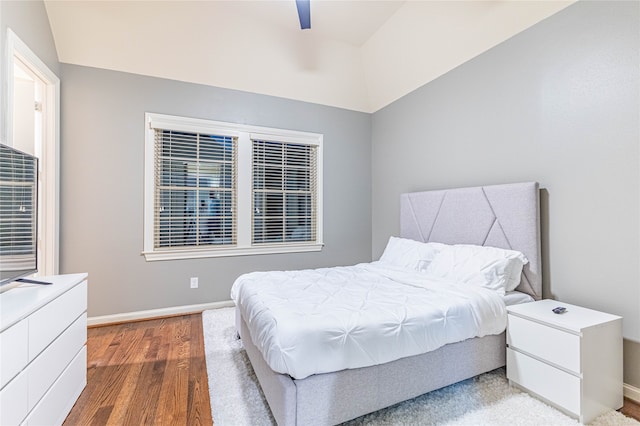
[507,348,581,415]
[29,280,87,360]
[0,369,28,426]
[507,314,580,373]
[26,346,87,426]
[0,318,28,389]
[28,313,87,411]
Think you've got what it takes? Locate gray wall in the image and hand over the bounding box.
[0,0,60,143]
[59,64,372,317]
[371,1,640,387]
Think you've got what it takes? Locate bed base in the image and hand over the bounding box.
[239,312,506,426]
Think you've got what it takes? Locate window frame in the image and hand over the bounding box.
[143,113,323,261]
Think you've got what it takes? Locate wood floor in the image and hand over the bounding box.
[65,313,640,425]
[623,398,640,422]
[64,314,212,425]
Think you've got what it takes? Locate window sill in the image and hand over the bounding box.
[142,243,324,261]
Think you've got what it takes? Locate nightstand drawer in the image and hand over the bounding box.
[507,314,580,373]
[507,348,581,415]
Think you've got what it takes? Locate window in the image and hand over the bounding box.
[252,139,317,245]
[155,130,236,248]
[143,113,323,261]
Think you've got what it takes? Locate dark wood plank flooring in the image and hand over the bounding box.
[65,313,639,425]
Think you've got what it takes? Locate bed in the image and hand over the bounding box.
[232,182,541,425]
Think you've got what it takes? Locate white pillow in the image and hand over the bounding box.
[378,237,446,271]
[425,244,528,294]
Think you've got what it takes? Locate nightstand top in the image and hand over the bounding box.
[507,299,622,333]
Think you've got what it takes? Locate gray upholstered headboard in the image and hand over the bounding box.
[400,182,542,300]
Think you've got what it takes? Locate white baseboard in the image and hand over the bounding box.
[625,383,640,403]
[87,300,235,326]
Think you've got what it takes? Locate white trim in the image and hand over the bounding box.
[142,242,323,261]
[250,132,322,146]
[624,383,640,403]
[236,132,252,247]
[316,138,324,242]
[0,4,2,142]
[87,300,235,326]
[6,29,60,276]
[147,112,322,141]
[143,114,156,256]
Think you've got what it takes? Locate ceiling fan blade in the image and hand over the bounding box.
[295,0,311,29]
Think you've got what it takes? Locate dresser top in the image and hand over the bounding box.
[507,299,622,333]
[0,273,88,332]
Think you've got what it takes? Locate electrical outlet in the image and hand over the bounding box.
[190,277,198,289]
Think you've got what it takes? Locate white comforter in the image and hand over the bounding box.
[230,262,507,380]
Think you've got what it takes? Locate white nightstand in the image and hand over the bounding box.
[506,299,623,424]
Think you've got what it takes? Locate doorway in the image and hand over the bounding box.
[7,29,60,277]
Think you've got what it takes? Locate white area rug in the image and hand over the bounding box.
[203,307,637,426]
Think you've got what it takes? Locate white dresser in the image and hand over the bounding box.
[0,273,88,426]
[506,299,623,424]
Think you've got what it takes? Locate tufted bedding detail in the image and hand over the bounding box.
[231,262,507,379]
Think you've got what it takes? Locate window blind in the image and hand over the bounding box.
[252,139,317,245]
[0,147,37,261]
[154,129,237,249]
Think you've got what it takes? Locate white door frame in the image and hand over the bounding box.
[6,29,60,275]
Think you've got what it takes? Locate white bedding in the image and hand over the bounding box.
[231,262,508,380]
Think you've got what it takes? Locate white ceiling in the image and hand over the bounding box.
[43,0,574,112]
[232,0,407,46]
